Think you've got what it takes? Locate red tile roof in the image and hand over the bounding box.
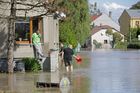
[90,13,102,21]
[91,25,113,35]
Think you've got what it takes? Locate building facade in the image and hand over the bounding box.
[91,25,123,49]
[90,12,121,49]
[119,9,140,36]
[0,0,59,58]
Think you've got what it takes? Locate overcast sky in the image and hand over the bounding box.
[88,0,139,23]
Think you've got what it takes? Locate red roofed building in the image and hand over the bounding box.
[91,25,124,50]
[90,13,102,21]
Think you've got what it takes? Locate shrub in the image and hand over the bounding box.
[115,41,128,49]
[127,41,140,49]
[22,57,41,72]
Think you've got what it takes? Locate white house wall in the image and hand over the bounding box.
[91,29,120,45]
[91,29,110,45]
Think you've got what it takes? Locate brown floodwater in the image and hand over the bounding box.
[0,49,140,93]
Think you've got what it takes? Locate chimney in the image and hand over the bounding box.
[109,11,112,18]
[94,2,97,11]
[100,23,102,26]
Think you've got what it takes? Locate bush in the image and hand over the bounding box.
[114,41,128,49]
[127,41,140,49]
[22,57,41,72]
[93,40,102,48]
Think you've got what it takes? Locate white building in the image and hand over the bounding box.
[91,13,120,31]
[91,25,123,49]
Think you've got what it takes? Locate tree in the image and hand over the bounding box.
[106,28,113,35]
[7,0,17,73]
[58,0,90,47]
[106,29,123,48]
[130,1,140,9]
[129,28,140,42]
[113,32,123,44]
[0,0,60,73]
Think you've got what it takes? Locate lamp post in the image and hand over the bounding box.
[129,30,131,42]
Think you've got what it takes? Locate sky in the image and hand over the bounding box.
[88,0,139,23]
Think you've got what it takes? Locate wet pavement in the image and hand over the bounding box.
[0,49,140,93]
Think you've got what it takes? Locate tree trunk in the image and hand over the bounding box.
[7,0,16,73]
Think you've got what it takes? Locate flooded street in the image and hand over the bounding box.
[0,49,140,93]
[90,49,140,93]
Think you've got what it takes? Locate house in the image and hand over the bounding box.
[91,13,120,31]
[91,25,123,49]
[89,12,122,49]
[119,9,140,36]
[0,0,59,58]
[0,0,60,71]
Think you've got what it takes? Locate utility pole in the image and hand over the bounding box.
[7,0,16,73]
[129,30,131,42]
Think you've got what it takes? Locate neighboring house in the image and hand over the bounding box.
[89,12,121,49]
[119,9,140,36]
[91,13,120,31]
[91,25,124,49]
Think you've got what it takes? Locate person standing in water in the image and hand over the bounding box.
[62,44,77,72]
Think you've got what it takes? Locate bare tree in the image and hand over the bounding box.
[0,0,60,73]
[7,0,16,73]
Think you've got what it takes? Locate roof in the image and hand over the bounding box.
[90,13,102,21]
[91,13,120,31]
[126,9,140,18]
[91,25,114,34]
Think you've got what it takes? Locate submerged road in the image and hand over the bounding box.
[0,49,140,93]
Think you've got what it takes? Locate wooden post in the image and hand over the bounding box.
[30,17,33,43]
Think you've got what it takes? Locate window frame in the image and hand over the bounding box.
[15,17,43,44]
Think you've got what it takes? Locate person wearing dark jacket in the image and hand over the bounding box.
[62,44,77,72]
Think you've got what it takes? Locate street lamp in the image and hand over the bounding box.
[53,11,66,20]
[129,30,131,42]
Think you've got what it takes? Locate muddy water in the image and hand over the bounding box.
[90,49,140,93]
[0,49,140,93]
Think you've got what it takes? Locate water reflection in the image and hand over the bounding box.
[90,49,140,93]
[0,63,90,93]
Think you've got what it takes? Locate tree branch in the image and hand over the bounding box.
[0,0,10,4]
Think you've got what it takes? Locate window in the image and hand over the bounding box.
[135,21,139,26]
[15,17,30,44]
[15,22,30,41]
[104,40,108,44]
[15,17,43,44]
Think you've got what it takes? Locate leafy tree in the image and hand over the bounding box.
[115,41,127,49]
[128,28,140,42]
[58,0,90,47]
[106,28,113,35]
[92,40,101,48]
[106,29,123,48]
[113,32,123,44]
[130,1,140,9]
